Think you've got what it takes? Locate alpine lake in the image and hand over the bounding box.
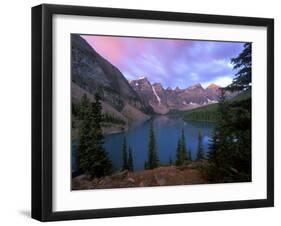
[72,115,215,172]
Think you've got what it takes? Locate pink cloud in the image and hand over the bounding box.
[81,35,125,64]
[81,35,147,66]
[80,34,244,88]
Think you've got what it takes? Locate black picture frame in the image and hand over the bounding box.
[32,3,274,222]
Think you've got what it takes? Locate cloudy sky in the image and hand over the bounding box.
[81,35,245,89]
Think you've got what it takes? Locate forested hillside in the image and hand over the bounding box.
[170,89,251,122]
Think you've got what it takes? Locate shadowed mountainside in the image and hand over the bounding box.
[71,34,152,124]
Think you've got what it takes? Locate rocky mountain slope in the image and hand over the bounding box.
[129,77,231,114]
[71,34,235,118]
[129,77,169,114]
[71,35,151,123]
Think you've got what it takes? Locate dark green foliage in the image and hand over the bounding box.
[103,113,126,125]
[208,132,219,165]
[78,94,91,120]
[183,104,219,122]
[121,137,128,171]
[144,161,148,170]
[72,100,79,117]
[206,89,251,182]
[176,138,183,166]
[145,123,159,169]
[231,89,251,102]
[77,94,112,178]
[187,150,192,161]
[120,138,134,172]
[227,43,252,91]
[168,103,219,122]
[176,129,189,165]
[77,95,92,172]
[206,43,252,182]
[171,89,251,123]
[181,129,187,157]
[128,146,134,172]
[71,101,78,129]
[196,131,205,160]
[75,94,125,126]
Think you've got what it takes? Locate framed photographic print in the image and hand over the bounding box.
[32,4,274,221]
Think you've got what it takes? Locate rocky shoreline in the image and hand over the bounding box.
[72,163,209,190]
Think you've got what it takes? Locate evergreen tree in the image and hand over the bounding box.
[207,131,219,165]
[187,150,192,161]
[121,137,128,171]
[176,138,183,166]
[176,128,188,165]
[77,96,92,172]
[181,129,187,159]
[127,146,134,172]
[144,161,149,170]
[146,123,158,169]
[227,43,252,91]
[77,93,112,178]
[196,131,205,160]
[72,101,78,117]
[103,113,126,125]
[78,94,91,120]
[206,44,252,182]
[88,94,112,177]
[207,89,232,180]
[207,89,251,182]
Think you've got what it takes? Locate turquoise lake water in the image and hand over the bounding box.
[72,116,215,172]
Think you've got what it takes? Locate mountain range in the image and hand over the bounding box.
[71,35,235,122]
[129,77,226,114]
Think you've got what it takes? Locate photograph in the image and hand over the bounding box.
[71,34,252,190]
[30,3,274,221]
